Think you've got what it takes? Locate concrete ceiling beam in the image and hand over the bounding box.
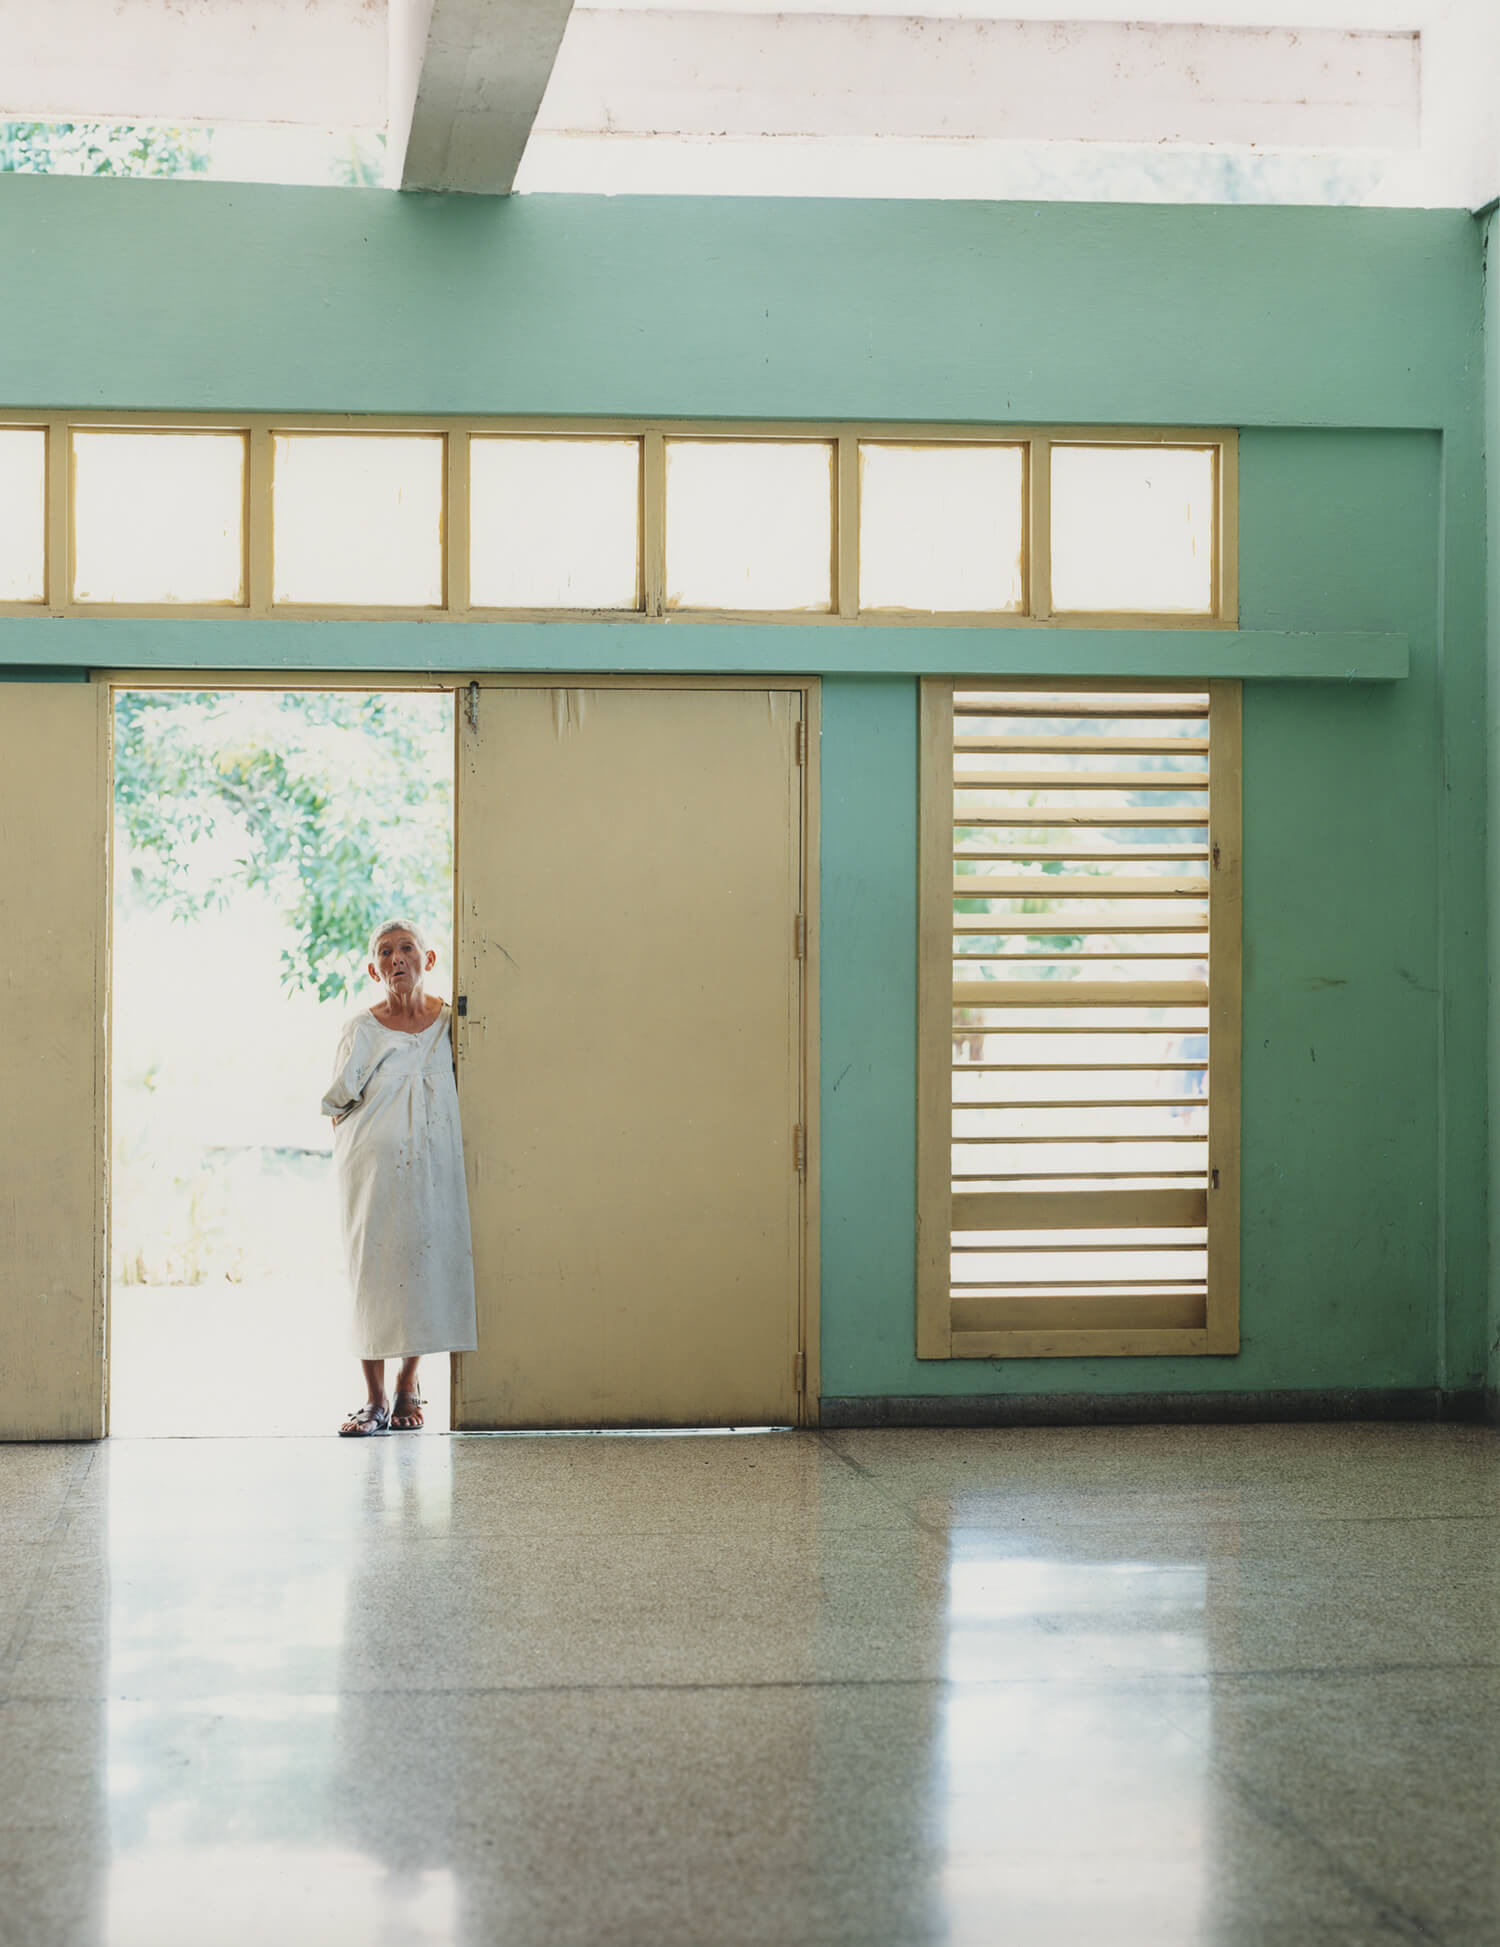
[390,0,577,194]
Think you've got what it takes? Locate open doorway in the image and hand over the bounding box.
[108,684,457,1437]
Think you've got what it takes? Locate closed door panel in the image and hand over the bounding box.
[455,684,805,1428]
[0,681,107,1439]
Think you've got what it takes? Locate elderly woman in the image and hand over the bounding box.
[322,919,477,1435]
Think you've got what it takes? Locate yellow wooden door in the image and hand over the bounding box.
[453,683,809,1428]
[0,680,108,1438]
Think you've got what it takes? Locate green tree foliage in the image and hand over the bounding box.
[0,119,387,187]
[0,120,210,177]
[952,717,1207,1000]
[114,691,453,1001]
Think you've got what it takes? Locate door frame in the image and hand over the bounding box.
[95,669,821,1432]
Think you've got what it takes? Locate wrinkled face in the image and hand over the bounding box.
[369,930,436,995]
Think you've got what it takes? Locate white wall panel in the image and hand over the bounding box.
[538,15,1420,149]
[0,0,386,127]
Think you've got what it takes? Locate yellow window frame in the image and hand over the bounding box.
[0,413,1237,627]
[916,676,1242,1360]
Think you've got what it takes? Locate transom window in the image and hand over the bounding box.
[0,416,1237,625]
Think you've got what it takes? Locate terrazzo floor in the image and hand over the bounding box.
[2,1422,1498,1945]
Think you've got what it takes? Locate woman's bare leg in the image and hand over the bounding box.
[391,1356,424,1429]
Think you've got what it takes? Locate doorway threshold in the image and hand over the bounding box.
[451,1425,795,1438]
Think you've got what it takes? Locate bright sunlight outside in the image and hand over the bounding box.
[110,689,455,1436]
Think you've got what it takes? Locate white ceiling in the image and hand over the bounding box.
[0,0,1494,205]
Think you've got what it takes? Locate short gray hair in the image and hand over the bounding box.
[367,918,431,961]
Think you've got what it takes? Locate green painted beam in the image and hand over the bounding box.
[0,621,1408,680]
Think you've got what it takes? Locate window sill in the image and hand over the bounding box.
[0,617,1407,681]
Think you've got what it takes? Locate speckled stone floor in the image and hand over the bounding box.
[2,1422,1498,1946]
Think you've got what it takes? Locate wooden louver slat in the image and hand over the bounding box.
[951,1293,1206,1333]
[956,807,1211,827]
[952,1168,1208,1184]
[952,1061,1209,1072]
[953,874,1209,897]
[954,1133,1207,1145]
[950,708,1207,724]
[956,846,1211,861]
[952,913,1208,933]
[951,1239,1208,1252]
[955,1096,1207,1110]
[955,769,1208,790]
[953,979,1208,1007]
[952,1187,1208,1230]
[956,735,1210,754]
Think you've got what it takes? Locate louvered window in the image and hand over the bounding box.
[917,680,1240,1358]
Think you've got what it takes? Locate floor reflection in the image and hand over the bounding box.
[107,1845,456,1947]
[104,1439,457,1947]
[940,1521,1210,1945]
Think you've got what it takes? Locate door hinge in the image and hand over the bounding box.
[793,1124,806,1175]
[793,1352,807,1393]
[794,720,806,766]
[465,681,480,731]
[793,913,806,959]
[456,995,468,1017]
[1211,841,1221,870]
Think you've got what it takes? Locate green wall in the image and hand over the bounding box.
[1480,205,1488,1409]
[0,176,1487,1410]
[0,178,1479,426]
[823,429,1485,1401]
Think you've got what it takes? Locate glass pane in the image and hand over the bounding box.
[859,443,1024,612]
[1051,446,1215,614]
[273,434,444,607]
[470,437,639,609]
[0,429,46,602]
[73,432,245,605]
[665,440,832,611]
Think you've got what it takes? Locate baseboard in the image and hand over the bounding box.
[819,1387,1490,1429]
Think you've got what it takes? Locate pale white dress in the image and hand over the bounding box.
[320,1004,478,1360]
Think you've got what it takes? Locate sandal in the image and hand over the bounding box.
[391,1391,425,1431]
[339,1401,391,1437]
